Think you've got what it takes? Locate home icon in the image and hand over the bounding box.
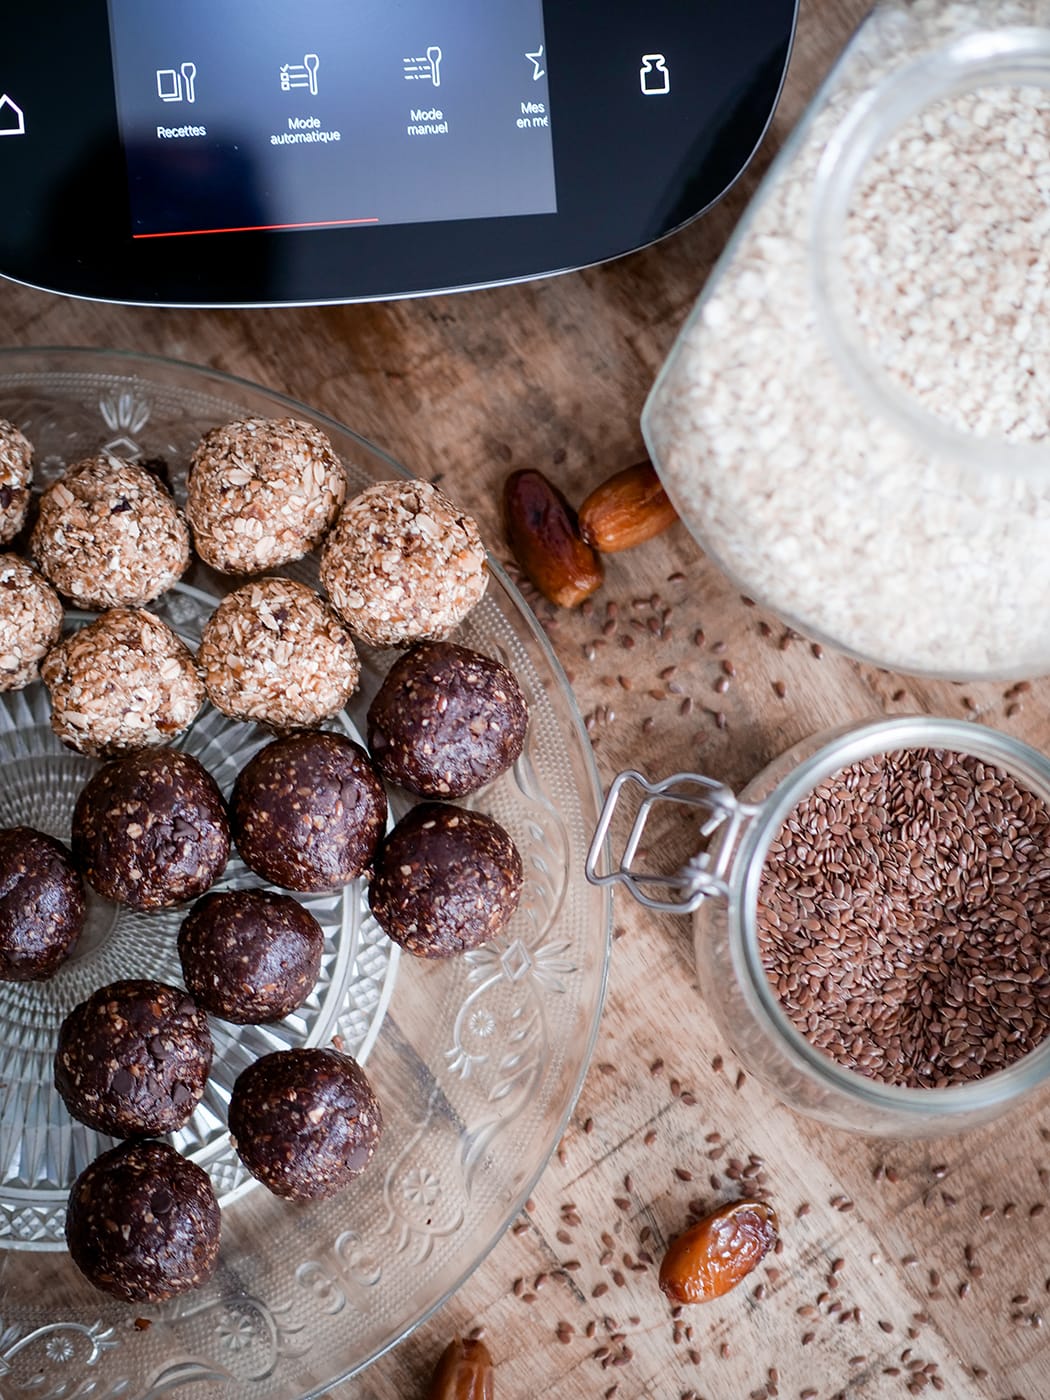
[0,95,26,137]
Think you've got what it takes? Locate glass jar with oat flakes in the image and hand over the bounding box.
[645,0,1050,678]
[589,716,1050,1136]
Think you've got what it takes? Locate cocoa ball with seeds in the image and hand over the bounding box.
[0,555,63,691]
[231,731,386,892]
[368,641,528,797]
[320,480,487,648]
[42,608,204,758]
[178,888,324,1023]
[228,1047,382,1200]
[65,1140,220,1303]
[370,803,523,957]
[198,577,359,730]
[72,749,229,910]
[0,827,85,980]
[55,979,213,1136]
[0,419,33,545]
[31,456,190,610]
[187,417,345,575]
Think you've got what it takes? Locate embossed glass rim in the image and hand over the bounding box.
[0,345,613,1391]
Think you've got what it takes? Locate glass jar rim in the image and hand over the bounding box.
[810,26,1050,479]
[734,715,1050,1123]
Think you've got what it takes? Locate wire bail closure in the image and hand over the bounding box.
[585,769,759,914]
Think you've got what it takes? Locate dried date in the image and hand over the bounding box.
[659,1199,779,1304]
[503,469,603,608]
[425,1337,494,1399]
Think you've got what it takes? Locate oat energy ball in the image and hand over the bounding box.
[178,889,324,1023]
[43,608,204,758]
[31,456,190,610]
[231,731,386,892]
[199,577,359,730]
[72,750,230,910]
[66,1140,221,1303]
[55,979,213,1136]
[0,827,85,980]
[320,480,487,648]
[187,417,345,575]
[229,1048,382,1200]
[370,803,523,958]
[0,419,33,545]
[368,641,528,797]
[0,555,63,691]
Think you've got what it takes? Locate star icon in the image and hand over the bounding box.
[525,46,545,81]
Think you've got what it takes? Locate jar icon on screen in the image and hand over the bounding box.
[640,54,670,96]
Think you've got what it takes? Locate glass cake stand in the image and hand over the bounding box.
[0,348,611,1398]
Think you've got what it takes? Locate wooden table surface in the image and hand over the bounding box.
[6,2,1050,1396]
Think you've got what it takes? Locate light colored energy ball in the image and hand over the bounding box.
[0,419,33,545]
[31,456,190,610]
[0,555,63,691]
[320,480,487,648]
[187,418,346,575]
[198,577,360,730]
[42,608,204,757]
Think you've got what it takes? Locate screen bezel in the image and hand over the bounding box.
[0,0,798,306]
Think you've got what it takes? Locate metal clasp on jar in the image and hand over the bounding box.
[585,769,760,914]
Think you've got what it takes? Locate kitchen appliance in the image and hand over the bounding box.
[0,0,797,305]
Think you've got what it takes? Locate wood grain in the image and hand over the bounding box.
[4,1,1047,1395]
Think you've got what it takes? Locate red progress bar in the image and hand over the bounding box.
[133,216,380,239]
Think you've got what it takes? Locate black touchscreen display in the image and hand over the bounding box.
[105,0,557,239]
[0,0,798,303]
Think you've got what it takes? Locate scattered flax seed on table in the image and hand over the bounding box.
[757,748,1050,1087]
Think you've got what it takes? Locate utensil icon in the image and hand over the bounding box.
[156,62,197,104]
[280,54,320,96]
[403,47,442,87]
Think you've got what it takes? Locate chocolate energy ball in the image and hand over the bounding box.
[368,641,528,797]
[370,803,523,958]
[31,456,190,610]
[320,480,488,648]
[231,731,386,892]
[228,1047,382,1200]
[187,417,346,575]
[0,555,63,691]
[55,979,213,1137]
[199,577,360,730]
[42,608,204,758]
[0,419,33,545]
[178,889,324,1023]
[65,1140,220,1303]
[72,749,229,910]
[0,827,85,980]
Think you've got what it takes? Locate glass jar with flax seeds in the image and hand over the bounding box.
[589,716,1050,1136]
